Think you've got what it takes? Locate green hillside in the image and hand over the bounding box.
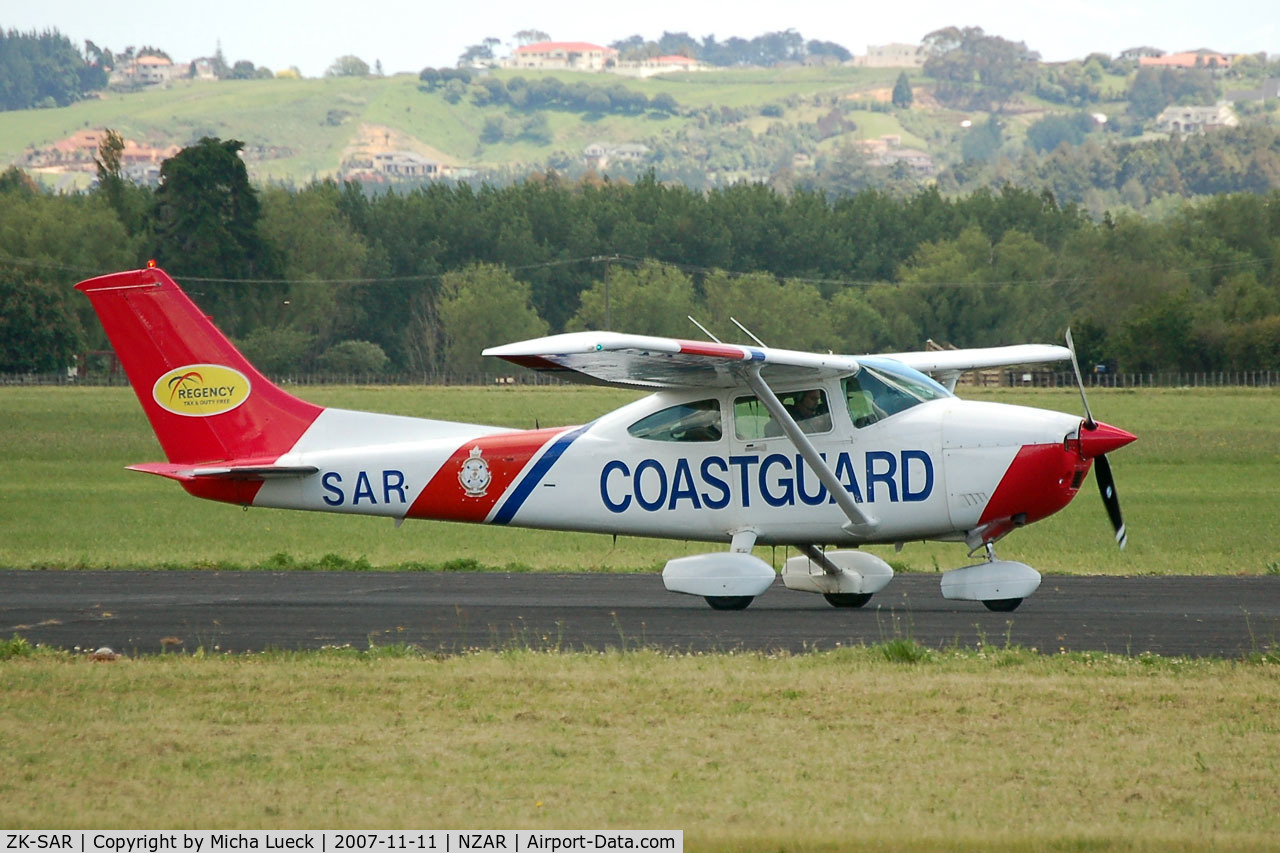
[0,67,918,184]
[6,59,1279,214]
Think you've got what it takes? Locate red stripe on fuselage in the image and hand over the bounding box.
[405,428,569,522]
[979,443,1091,528]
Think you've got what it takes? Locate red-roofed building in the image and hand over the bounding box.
[25,129,180,176]
[1139,51,1232,71]
[109,54,182,86]
[502,41,619,71]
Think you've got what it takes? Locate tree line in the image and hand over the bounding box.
[0,29,107,111]
[608,30,852,66]
[2,138,1278,377]
[419,69,679,116]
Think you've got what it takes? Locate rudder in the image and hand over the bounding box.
[77,266,323,465]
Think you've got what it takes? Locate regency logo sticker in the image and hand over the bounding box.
[153,364,251,417]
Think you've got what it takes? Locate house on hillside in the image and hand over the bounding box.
[854,43,926,68]
[1120,46,1165,61]
[1139,51,1232,71]
[53,129,108,161]
[858,136,936,175]
[879,147,936,176]
[341,151,450,182]
[372,152,443,178]
[502,42,619,71]
[613,54,708,77]
[110,54,182,87]
[120,139,180,165]
[23,129,178,180]
[189,58,219,80]
[612,143,650,162]
[583,141,651,170]
[1156,102,1239,134]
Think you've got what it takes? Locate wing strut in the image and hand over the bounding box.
[797,543,842,574]
[743,369,878,537]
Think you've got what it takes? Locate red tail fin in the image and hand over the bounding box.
[77,266,323,465]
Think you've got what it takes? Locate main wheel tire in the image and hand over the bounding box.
[823,593,873,608]
[704,595,754,610]
[982,598,1023,612]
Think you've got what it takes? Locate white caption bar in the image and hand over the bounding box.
[2,832,681,853]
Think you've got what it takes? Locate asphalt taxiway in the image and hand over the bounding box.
[2,570,1277,657]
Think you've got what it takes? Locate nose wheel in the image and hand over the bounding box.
[942,542,1040,611]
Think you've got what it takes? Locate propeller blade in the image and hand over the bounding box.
[1094,453,1127,549]
[1066,330,1130,549]
[1065,328,1096,429]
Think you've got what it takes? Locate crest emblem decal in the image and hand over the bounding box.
[458,446,492,497]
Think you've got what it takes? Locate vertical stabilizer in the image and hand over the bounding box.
[76,266,323,465]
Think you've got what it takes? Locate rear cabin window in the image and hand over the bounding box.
[627,399,723,442]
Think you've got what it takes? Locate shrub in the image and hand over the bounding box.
[237,326,315,374]
[316,339,389,374]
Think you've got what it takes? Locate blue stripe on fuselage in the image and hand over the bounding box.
[491,423,592,524]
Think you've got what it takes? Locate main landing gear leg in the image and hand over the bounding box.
[980,543,1024,612]
[703,529,764,610]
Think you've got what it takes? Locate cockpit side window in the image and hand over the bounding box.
[627,399,723,442]
[733,389,832,439]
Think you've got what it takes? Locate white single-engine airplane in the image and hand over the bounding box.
[78,265,1135,611]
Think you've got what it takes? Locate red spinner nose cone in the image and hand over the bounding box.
[1078,421,1136,458]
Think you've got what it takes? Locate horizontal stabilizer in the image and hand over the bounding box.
[128,462,319,482]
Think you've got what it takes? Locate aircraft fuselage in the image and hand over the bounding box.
[242,391,1091,548]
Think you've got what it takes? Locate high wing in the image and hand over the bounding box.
[881,344,1072,390]
[882,344,1072,372]
[485,332,1070,391]
[483,331,860,389]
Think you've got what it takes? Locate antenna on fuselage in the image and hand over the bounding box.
[687,316,722,343]
[730,317,768,348]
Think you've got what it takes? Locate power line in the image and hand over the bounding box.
[0,249,1273,291]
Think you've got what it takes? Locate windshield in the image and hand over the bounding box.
[845,359,950,428]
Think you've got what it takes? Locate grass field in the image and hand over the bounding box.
[2,384,1278,575]
[2,640,1277,847]
[4,385,1279,846]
